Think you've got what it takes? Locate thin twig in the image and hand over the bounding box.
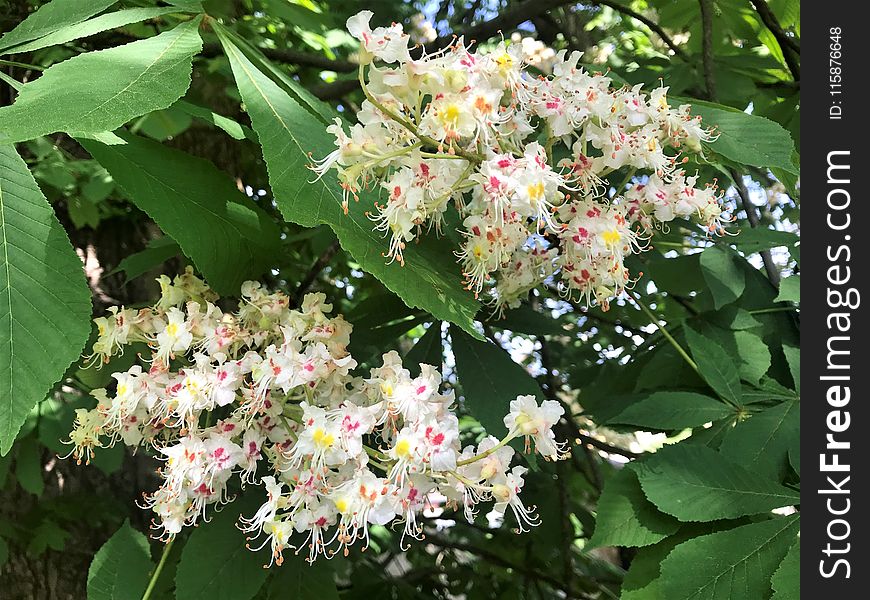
[591,0,690,61]
[728,168,782,288]
[425,536,590,599]
[293,239,340,304]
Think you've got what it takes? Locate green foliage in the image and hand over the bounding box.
[685,99,799,175]
[0,18,203,143]
[633,445,799,522]
[0,144,91,454]
[450,326,541,438]
[2,7,178,54]
[80,132,281,295]
[770,538,800,600]
[684,326,742,405]
[87,521,154,600]
[607,392,733,429]
[0,0,116,52]
[699,246,744,310]
[658,515,799,600]
[587,468,678,549]
[174,497,271,600]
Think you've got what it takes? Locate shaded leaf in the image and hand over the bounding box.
[175,497,269,600]
[607,392,733,429]
[659,515,800,600]
[684,326,742,405]
[0,145,92,453]
[719,400,799,481]
[633,444,799,522]
[450,326,540,439]
[588,468,679,548]
[80,132,281,295]
[700,246,744,309]
[87,521,153,600]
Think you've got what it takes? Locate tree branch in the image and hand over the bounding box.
[200,42,357,72]
[698,0,717,101]
[748,0,800,54]
[293,239,341,304]
[728,169,782,288]
[425,536,590,599]
[748,0,800,80]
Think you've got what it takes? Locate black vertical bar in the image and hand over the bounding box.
[803,2,867,595]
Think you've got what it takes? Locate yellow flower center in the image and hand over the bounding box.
[602,229,621,246]
[165,322,179,338]
[312,427,335,449]
[334,498,349,514]
[526,182,545,204]
[395,439,411,458]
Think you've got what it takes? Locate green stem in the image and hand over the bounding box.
[358,64,484,164]
[750,306,796,315]
[631,293,700,376]
[612,168,637,193]
[456,430,517,467]
[0,58,43,71]
[141,537,175,600]
[278,413,298,442]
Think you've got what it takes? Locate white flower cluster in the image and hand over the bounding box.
[315,11,728,311]
[67,269,567,564]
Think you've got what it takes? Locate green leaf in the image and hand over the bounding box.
[135,105,194,142]
[774,275,800,304]
[731,228,799,254]
[588,468,679,549]
[0,18,203,143]
[733,330,771,384]
[175,497,270,600]
[450,326,540,439]
[0,145,92,454]
[770,538,799,600]
[175,100,254,141]
[217,31,480,335]
[719,401,799,481]
[607,392,733,429]
[619,524,721,600]
[87,520,154,600]
[264,555,339,600]
[110,237,182,284]
[3,7,176,55]
[14,437,44,496]
[404,322,443,368]
[0,0,116,53]
[216,25,336,125]
[491,305,566,336]
[783,344,799,394]
[79,132,281,295]
[633,444,800,522]
[699,246,744,309]
[682,98,798,174]
[28,519,70,555]
[659,515,800,600]
[684,326,742,405]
